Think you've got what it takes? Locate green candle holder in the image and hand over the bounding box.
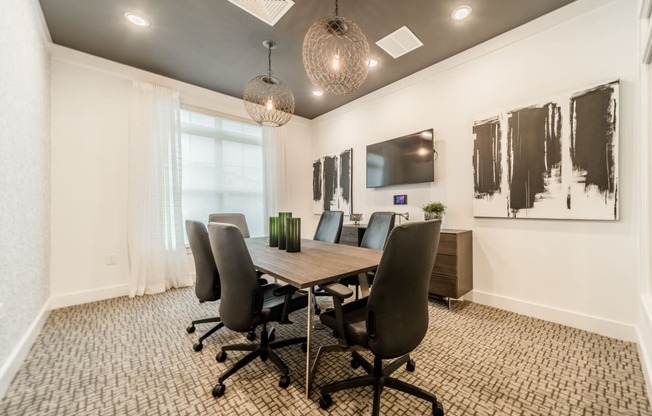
[278,212,292,250]
[269,216,279,247]
[286,218,301,253]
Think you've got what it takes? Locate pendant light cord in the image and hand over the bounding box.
[335,0,339,16]
[267,44,273,78]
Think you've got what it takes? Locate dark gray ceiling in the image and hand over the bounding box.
[39,0,577,119]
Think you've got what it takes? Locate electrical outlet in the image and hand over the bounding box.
[106,254,117,265]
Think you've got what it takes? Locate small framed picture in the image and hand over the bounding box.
[393,194,407,205]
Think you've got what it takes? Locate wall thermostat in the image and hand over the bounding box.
[393,195,407,205]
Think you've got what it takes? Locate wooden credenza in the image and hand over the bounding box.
[340,224,473,302]
[428,229,472,300]
[339,224,367,247]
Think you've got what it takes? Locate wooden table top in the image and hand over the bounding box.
[245,237,382,289]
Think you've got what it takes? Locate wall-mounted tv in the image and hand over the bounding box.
[366,129,434,188]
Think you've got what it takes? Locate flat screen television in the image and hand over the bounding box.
[366,129,434,188]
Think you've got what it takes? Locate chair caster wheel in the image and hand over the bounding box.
[314,306,321,315]
[212,383,225,398]
[406,359,415,372]
[216,351,227,362]
[432,401,444,416]
[351,357,361,369]
[186,325,195,334]
[193,342,203,352]
[247,331,256,341]
[300,342,307,353]
[279,374,290,388]
[319,393,332,410]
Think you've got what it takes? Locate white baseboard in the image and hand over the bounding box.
[637,294,652,404]
[0,299,50,400]
[469,290,636,342]
[50,284,129,309]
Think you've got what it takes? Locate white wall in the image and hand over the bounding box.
[637,0,652,401]
[0,0,51,398]
[49,47,313,307]
[312,0,639,340]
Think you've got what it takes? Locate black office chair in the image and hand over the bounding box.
[207,222,308,397]
[313,210,344,243]
[185,220,224,352]
[210,212,268,297]
[312,211,344,313]
[315,220,444,416]
[339,211,396,298]
[208,213,251,238]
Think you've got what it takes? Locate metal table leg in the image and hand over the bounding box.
[358,272,370,297]
[305,287,313,398]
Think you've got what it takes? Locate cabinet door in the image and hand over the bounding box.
[429,273,457,298]
[339,226,359,246]
[437,233,458,256]
[432,253,457,277]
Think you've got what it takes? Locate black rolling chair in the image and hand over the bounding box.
[185,220,224,352]
[207,222,308,397]
[312,211,344,313]
[210,212,268,292]
[315,220,444,416]
[340,211,396,299]
[313,210,344,243]
[186,219,260,350]
[208,213,251,238]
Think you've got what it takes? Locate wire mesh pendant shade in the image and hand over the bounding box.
[244,41,295,127]
[243,75,295,127]
[303,14,370,95]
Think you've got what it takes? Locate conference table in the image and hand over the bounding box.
[244,237,383,397]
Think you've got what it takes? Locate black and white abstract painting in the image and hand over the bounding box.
[473,80,619,220]
[313,149,352,215]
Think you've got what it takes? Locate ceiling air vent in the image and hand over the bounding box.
[228,0,295,26]
[376,26,423,59]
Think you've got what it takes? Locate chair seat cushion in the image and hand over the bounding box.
[261,284,308,323]
[320,298,369,348]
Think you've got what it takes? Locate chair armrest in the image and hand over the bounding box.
[319,282,353,300]
[256,270,268,286]
[273,285,299,296]
[316,283,351,347]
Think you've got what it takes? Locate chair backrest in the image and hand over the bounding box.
[360,212,396,250]
[313,210,344,243]
[185,220,220,302]
[208,222,262,332]
[366,220,441,359]
[208,213,251,238]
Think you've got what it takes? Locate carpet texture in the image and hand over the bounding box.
[0,287,649,415]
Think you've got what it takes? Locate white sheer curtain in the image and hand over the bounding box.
[127,81,192,297]
[262,126,290,233]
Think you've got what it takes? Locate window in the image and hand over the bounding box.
[181,108,265,237]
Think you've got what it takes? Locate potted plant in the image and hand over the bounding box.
[422,202,446,221]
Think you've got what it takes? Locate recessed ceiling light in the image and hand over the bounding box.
[124,12,151,27]
[367,58,379,68]
[451,6,472,21]
[312,90,324,97]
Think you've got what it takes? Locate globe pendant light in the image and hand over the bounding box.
[244,40,295,127]
[303,0,370,96]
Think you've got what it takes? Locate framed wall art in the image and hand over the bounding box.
[312,148,352,215]
[472,80,619,220]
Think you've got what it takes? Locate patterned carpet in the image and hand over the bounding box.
[0,287,650,416]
